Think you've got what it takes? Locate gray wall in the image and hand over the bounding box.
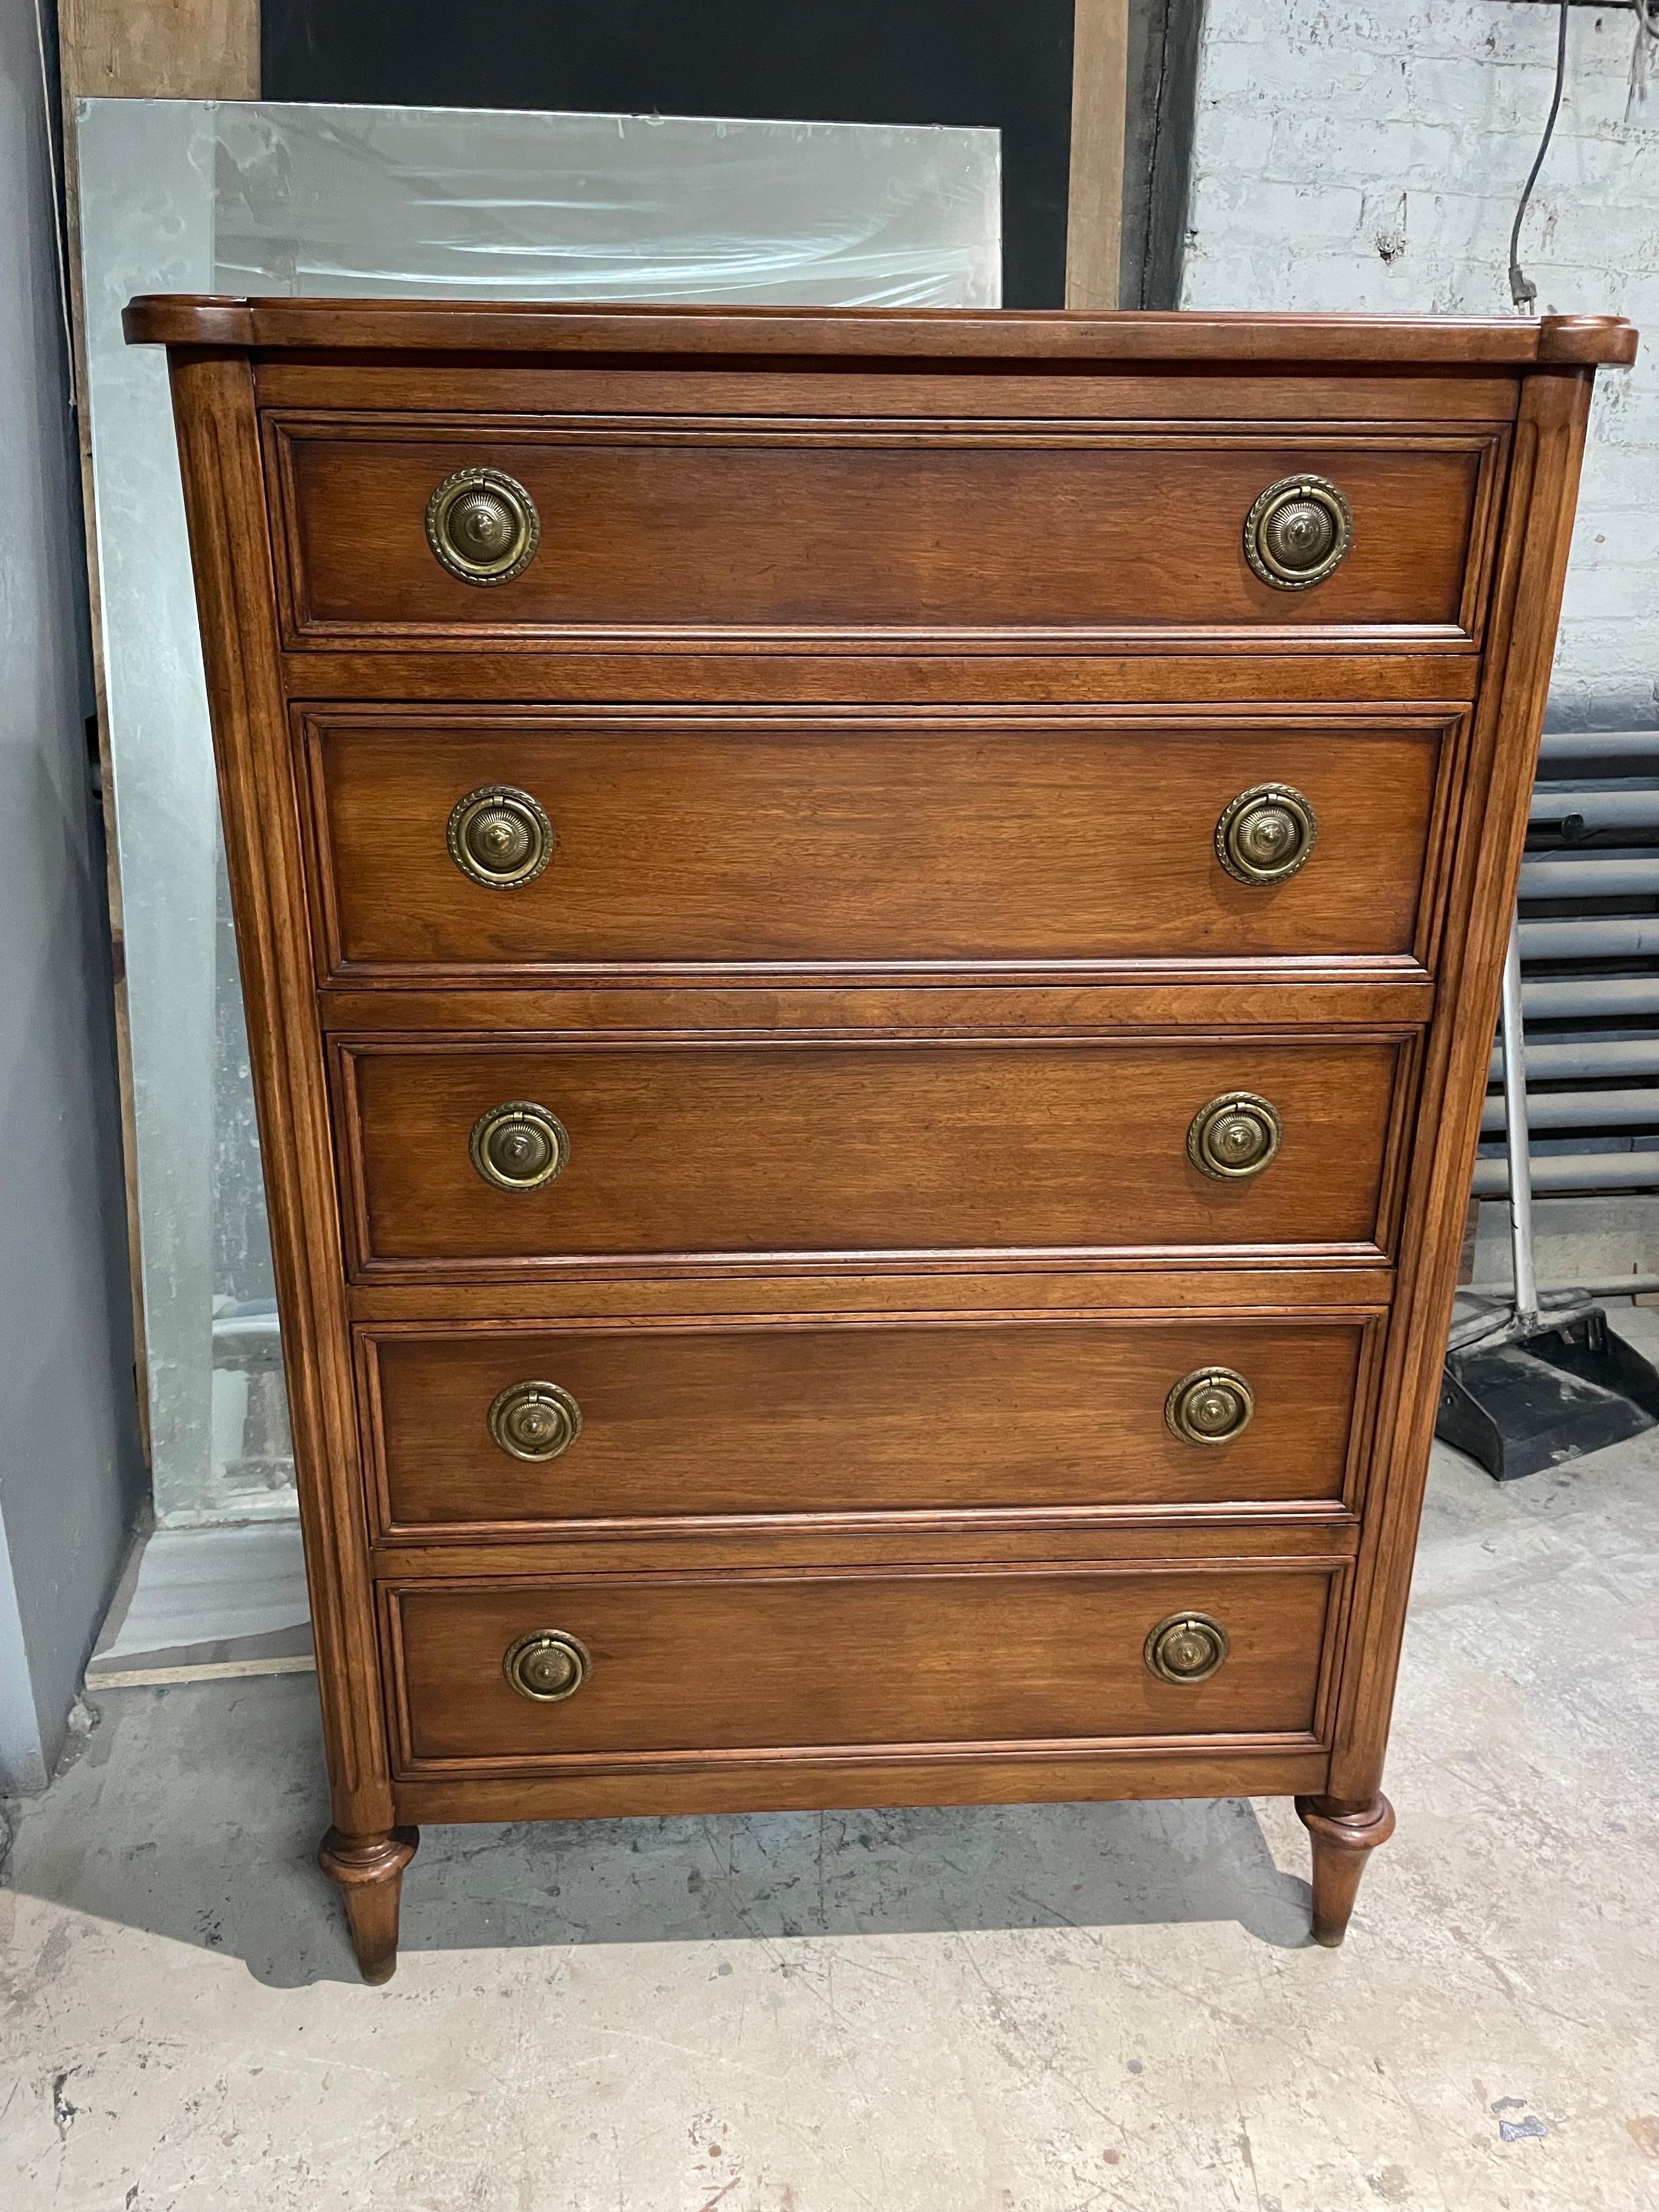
[0,0,145,1792]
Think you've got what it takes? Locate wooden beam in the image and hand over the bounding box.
[1066,0,1131,309]
[58,0,258,100]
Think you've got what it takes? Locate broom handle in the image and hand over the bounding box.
[1500,915,1538,1321]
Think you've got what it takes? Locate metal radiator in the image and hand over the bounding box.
[1473,727,1659,1200]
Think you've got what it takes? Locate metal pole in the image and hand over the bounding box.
[1500,916,1538,1322]
[1464,1275,1659,1301]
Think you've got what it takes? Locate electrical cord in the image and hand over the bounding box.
[1509,0,1572,311]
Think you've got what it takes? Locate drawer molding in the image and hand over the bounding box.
[379,1555,1351,1780]
[333,1030,1414,1279]
[388,1730,1334,1785]
[390,1743,1337,1826]
[366,1501,1363,1548]
[320,977,1443,1034]
[296,702,1466,986]
[370,1523,1363,1578]
[267,412,1506,654]
[344,1264,1401,1325]
[354,1309,1386,1541]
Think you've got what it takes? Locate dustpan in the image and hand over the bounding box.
[1436,918,1659,1480]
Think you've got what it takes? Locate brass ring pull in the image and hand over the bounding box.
[1244,474,1352,590]
[1165,1367,1255,1447]
[1187,1092,1282,1182]
[469,1102,569,1191]
[426,465,540,584]
[503,1628,590,1703]
[448,786,554,891]
[1215,784,1318,885]
[1144,1612,1231,1685]
[488,1379,582,1462]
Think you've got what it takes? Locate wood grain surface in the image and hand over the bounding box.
[387,1565,1339,1767]
[122,296,1639,366]
[162,355,395,1843]
[274,422,1489,640]
[255,361,1528,429]
[339,1036,1403,1268]
[363,1314,1369,1530]
[305,708,1448,973]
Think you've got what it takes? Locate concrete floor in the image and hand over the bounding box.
[4,1417,1658,2210]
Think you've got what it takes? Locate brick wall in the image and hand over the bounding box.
[1182,1,1659,729]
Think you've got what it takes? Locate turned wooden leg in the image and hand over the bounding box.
[318,1825,419,1984]
[1294,1793,1395,1948]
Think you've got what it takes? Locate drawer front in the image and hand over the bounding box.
[306,710,1447,973]
[271,418,1496,644]
[386,1565,1339,1768]
[364,1317,1369,1531]
[339,1037,1403,1269]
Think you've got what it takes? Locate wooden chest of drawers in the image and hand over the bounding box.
[128,297,1634,1980]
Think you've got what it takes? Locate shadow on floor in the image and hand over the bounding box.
[4,1675,1318,1987]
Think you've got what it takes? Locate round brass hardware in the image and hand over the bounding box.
[1165,1367,1255,1447]
[502,1628,590,1703]
[1243,474,1353,590]
[1215,783,1318,885]
[488,1379,583,1462]
[469,1102,569,1191]
[447,785,554,891]
[1187,1092,1283,1182]
[425,466,540,584]
[1144,1612,1231,1685]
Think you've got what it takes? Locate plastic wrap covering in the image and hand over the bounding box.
[75,99,1001,1524]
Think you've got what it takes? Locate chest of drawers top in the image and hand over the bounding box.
[127,297,1633,703]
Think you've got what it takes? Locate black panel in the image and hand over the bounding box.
[1135,0,1205,311]
[1121,0,1204,309]
[261,1,1074,308]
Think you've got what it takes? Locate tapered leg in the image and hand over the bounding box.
[1294,1793,1395,1948]
[319,1825,419,1983]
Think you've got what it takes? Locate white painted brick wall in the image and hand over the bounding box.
[1183,1,1659,727]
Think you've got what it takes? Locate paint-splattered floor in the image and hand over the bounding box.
[5,1416,1658,2211]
